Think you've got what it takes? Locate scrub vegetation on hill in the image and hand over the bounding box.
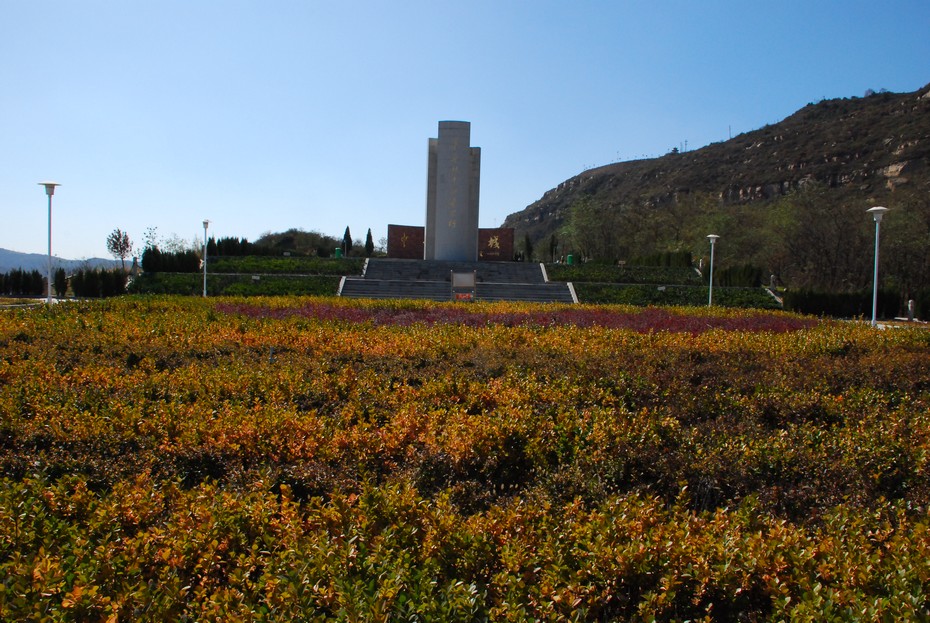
[506,85,930,316]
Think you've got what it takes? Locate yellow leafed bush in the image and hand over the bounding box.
[1,296,929,620]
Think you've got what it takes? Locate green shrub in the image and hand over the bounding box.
[71,268,127,298]
[140,247,200,273]
[547,263,702,285]
[629,249,694,268]
[716,263,764,287]
[574,282,781,308]
[128,273,341,296]
[0,269,44,296]
[127,273,203,295]
[783,288,898,318]
[221,275,341,296]
[208,256,364,276]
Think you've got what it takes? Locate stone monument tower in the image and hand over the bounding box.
[424,121,481,261]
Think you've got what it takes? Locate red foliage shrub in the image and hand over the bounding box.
[217,301,817,334]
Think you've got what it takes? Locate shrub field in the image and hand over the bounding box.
[1,297,929,621]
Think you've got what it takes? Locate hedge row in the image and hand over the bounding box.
[128,273,341,297]
[70,269,127,298]
[573,282,781,308]
[0,269,45,296]
[207,256,365,276]
[783,290,904,319]
[140,248,200,273]
[547,263,703,286]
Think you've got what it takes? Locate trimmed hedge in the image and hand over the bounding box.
[547,263,703,286]
[207,256,365,276]
[140,247,200,273]
[783,288,899,319]
[70,269,127,298]
[628,250,694,268]
[574,282,781,308]
[128,273,341,296]
[0,269,45,296]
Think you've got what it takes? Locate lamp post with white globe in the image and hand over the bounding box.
[866,206,888,327]
[202,220,210,297]
[706,234,720,307]
[38,182,60,305]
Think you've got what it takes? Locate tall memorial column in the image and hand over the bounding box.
[424,121,481,261]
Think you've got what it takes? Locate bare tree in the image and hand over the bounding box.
[106,229,134,272]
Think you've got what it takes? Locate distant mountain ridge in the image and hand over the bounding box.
[0,248,120,274]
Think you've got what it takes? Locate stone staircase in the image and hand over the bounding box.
[339,259,577,303]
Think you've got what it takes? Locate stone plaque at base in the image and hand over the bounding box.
[386,224,425,260]
[478,228,514,261]
[388,226,514,261]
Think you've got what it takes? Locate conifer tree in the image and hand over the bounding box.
[54,268,68,298]
[365,229,374,257]
[342,227,352,257]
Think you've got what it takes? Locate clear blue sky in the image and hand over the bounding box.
[2,1,928,260]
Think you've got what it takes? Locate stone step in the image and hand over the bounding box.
[341,258,575,304]
[474,282,576,303]
[340,277,575,303]
[363,258,546,284]
[340,279,451,300]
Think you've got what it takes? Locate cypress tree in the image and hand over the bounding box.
[343,227,352,257]
[365,229,374,257]
[54,268,68,298]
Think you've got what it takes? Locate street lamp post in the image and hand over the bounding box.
[706,234,720,307]
[202,220,210,297]
[866,206,888,327]
[38,182,61,305]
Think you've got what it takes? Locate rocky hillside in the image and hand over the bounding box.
[504,84,930,272]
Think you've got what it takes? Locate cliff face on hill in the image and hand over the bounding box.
[504,85,930,261]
